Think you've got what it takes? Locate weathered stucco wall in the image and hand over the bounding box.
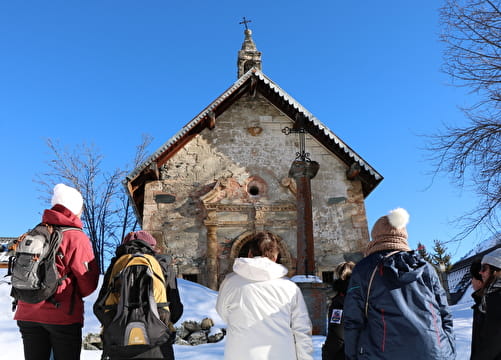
[142,92,369,288]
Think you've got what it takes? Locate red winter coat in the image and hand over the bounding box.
[14,204,99,325]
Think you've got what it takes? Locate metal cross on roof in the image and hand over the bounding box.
[239,17,252,30]
[282,126,311,162]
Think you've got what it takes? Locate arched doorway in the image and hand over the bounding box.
[228,231,293,276]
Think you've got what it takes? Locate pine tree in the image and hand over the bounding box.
[417,242,431,262]
[430,239,452,271]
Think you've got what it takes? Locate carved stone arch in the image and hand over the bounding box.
[229,231,255,260]
[229,231,293,275]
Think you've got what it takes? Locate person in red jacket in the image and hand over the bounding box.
[15,183,99,360]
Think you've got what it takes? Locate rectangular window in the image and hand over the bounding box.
[322,271,334,284]
[183,274,198,283]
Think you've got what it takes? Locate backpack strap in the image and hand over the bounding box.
[113,256,161,317]
[47,225,82,310]
[365,250,400,318]
[6,256,15,277]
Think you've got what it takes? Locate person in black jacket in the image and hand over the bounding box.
[470,248,501,360]
[322,261,355,360]
[470,260,483,360]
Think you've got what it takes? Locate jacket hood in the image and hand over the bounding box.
[42,204,83,228]
[233,257,288,281]
[380,250,427,285]
[486,277,501,294]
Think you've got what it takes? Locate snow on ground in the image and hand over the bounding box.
[0,270,472,359]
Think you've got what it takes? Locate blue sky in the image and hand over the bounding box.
[0,1,485,262]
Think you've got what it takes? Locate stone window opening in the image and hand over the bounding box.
[248,185,260,196]
[246,176,267,199]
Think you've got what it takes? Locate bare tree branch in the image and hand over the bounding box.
[428,0,501,242]
[35,135,153,273]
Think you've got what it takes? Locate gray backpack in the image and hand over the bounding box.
[8,223,80,307]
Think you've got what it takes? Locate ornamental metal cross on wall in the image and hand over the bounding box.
[239,17,252,30]
[282,126,311,162]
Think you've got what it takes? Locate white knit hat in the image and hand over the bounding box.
[51,183,84,216]
[482,248,501,269]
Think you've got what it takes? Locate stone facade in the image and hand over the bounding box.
[141,93,369,289]
[126,28,381,292]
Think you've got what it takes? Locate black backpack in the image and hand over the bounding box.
[8,223,80,307]
[94,240,173,359]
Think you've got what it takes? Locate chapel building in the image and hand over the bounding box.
[125,27,382,290]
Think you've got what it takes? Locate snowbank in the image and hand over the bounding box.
[0,269,473,359]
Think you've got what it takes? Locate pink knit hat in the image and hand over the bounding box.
[365,208,411,256]
[123,230,157,248]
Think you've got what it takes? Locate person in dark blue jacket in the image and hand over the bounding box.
[343,208,455,360]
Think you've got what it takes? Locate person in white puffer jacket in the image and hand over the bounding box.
[216,231,313,360]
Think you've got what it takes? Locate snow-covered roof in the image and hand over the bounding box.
[0,237,15,265]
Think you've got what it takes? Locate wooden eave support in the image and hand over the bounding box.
[207,111,216,130]
[249,76,257,97]
[346,163,361,180]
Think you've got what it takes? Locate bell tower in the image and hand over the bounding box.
[237,17,262,78]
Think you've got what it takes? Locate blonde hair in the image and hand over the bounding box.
[334,261,355,281]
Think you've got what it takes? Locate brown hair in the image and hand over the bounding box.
[470,260,483,282]
[248,231,280,261]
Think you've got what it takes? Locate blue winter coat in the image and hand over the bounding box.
[343,250,455,360]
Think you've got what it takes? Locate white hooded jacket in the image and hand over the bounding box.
[216,257,313,360]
